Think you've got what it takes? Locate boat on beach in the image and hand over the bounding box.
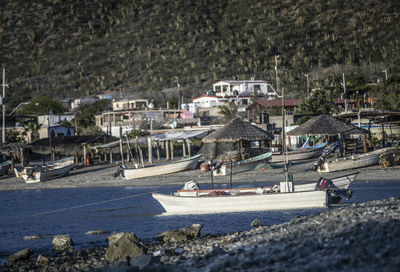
[152,173,356,215]
[213,152,272,176]
[15,157,75,183]
[119,154,202,180]
[270,143,327,163]
[317,147,391,173]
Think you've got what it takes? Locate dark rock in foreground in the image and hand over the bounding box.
[105,232,147,261]
[2,197,399,271]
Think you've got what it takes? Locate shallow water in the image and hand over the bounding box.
[0,181,399,258]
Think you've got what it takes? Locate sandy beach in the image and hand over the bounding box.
[1,158,399,192]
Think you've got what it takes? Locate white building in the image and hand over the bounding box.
[184,79,279,118]
[71,97,98,110]
[112,99,149,111]
[212,79,280,98]
[38,114,75,127]
[38,124,75,139]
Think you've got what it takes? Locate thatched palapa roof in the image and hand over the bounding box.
[287,114,370,136]
[202,118,273,143]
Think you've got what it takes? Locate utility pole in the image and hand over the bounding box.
[1,68,9,144]
[342,73,348,113]
[275,55,285,153]
[48,111,54,161]
[175,76,180,110]
[74,111,78,136]
[274,55,280,98]
[304,73,309,95]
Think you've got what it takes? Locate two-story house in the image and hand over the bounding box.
[184,79,280,120]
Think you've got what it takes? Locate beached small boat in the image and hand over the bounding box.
[120,154,202,180]
[270,143,327,163]
[0,160,12,176]
[17,157,75,183]
[152,174,355,215]
[317,148,391,173]
[213,152,272,176]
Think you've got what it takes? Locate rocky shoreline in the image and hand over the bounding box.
[2,197,399,271]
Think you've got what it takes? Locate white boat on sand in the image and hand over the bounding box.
[120,154,202,180]
[152,173,356,215]
[317,148,391,173]
[17,157,75,183]
[213,152,272,176]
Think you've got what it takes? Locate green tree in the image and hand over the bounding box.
[372,76,400,111]
[22,122,42,143]
[20,96,65,115]
[76,100,111,128]
[296,88,338,124]
[218,102,238,122]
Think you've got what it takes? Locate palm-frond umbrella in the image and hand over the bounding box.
[201,118,273,159]
[287,114,369,136]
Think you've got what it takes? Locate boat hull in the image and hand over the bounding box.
[318,148,390,173]
[122,154,201,180]
[21,157,75,183]
[213,152,272,176]
[270,147,324,163]
[152,190,328,215]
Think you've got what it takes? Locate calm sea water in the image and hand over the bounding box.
[1,181,399,259]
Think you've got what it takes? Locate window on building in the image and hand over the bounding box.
[215,86,221,93]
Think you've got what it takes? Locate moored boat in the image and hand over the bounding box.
[317,148,391,173]
[213,152,272,176]
[152,190,329,215]
[120,154,202,180]
[152,173,355,215]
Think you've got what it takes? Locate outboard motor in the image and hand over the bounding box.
[313,140,342,171]
[182,180,200,191]
[113,164,127,178]
[315,177,352,203]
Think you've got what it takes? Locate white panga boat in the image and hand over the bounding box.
[119,154,202,180]
[270,143,327,163]
[317,148,391,173]
[152,173,356,215]
[213,152,272,176]
[16,157,75,183]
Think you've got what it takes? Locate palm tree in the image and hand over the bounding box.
[22,122,42,143]
[218,102,238,122]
